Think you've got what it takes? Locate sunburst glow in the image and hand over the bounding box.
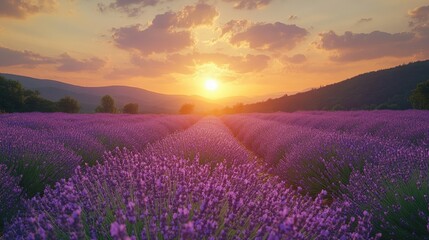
[204,79,219,91]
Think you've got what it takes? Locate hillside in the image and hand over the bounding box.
[0,74,220,113]
[244,60,429,112]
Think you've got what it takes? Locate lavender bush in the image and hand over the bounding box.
[222,115,385,197]
[0,125,82,196]
[5,148,375,239]
[0,164,23,231]
[254,111,429,147]
[1,111,428,239]
[345,146,429,239]
[146,117,254,166]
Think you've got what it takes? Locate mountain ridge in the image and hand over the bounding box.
[242,60,429,112]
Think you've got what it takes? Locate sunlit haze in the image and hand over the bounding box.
[0,0,428,99]
[205,78,219,90]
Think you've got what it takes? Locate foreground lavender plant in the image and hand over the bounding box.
[0,164,23,231]
[0,125,82,196]
[222,115,386,197]
[345,146,429,239]
[5,148,375,239]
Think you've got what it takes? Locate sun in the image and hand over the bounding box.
[204,78,219,91]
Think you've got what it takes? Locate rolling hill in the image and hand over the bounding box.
[0,74,220,113]
[243,60,429,112]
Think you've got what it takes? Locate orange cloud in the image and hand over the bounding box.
[0,46,105,72]
[112,3,218,54]
[57,53,105,72]
[409,5,429,39]
[0,46,54,66]
[222,0,272,10]
[317,6,429,62]
[108,52,270,78]
[98,0,165,17]
[409,5,429,24]
[0,0,57,19]
[221,20,250,37]
[224,21,308,51]
[112,25,194,54]
[318,31,419,61]
[193,53,270,73]
[357,18,372,24]
[283,54,307,64]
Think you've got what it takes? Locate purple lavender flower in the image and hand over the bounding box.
[0,164,23,231]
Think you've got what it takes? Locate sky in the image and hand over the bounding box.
[0,0,428,99]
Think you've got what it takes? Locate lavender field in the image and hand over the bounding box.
[1,111,428,239]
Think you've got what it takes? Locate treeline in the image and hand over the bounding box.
[93,95,139,114]
[0,76,79,113]
[0,76,139,114]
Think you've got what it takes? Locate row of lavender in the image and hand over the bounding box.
[4,117,375,239]
[251,110,429,147]
[0,113,200,231]
[222,111,429,239]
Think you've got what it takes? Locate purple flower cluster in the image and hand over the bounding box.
[5,148,374,239]
[345,145,429,239]
[222,115,386,197]
[252,110,429,147]
[0,113,199,233]
[223,112,429,238]
[0,124,82,196]
[0,114,200,194]
[145,117,255,166]
[0,164,23,230]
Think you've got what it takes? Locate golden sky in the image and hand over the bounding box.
[0,0,428,99]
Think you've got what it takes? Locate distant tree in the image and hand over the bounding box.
[0,76,24,112]
[410,80,429,109]
[57,96,80,113]
[232,103,244,113]
[23,94,57,112]
[331,104,345,111]
[179,103,194,114]
[123,103,139,114]
[222,106,233,114]
[95,95,117,113]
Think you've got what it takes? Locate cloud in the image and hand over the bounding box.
[318,6,429,62]
[152,3,218,29]
[56,53,105,72]
[409,5,429,24]
[225,21,308,51]
[288,15,298,21]
[222,0,273,10]
[193,53,270,72]
[357,18,372,24]
[0,46,105,72]
[0,0,57,19]
[119,52,270,78]
[221,20,250,37]
[317,30,428,61]
[98,0,163,17]
[413,23,429,38]
[129,54,194,77]
[113,25,193,54]
[174,3,219,28]
[112,3,218,54]
[408,5,429,38]
[0,46,54,66]
[229,54,270,72]
[283,54,307,64]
